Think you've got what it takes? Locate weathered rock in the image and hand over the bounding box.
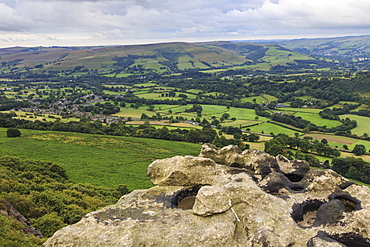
[307,232,347,247]
[147,155,231,186]
[199,143,244,167]
[199,143,280,181]
[314,199,346,226]
[276,154,310,178]
[44,144,370,247]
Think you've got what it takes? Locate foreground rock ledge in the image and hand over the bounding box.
[44,144,370,247]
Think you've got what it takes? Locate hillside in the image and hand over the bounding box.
[276,35,370,62]
[0,41,314,74]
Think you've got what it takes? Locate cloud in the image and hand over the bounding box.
[227,0,370,30]
[0,0,369,47]
[0,3,31,31]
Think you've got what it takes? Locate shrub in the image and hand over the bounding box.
[6,128,21,137]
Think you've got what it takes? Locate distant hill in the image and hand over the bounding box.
[0,41,314,74]
[275,35,370,61]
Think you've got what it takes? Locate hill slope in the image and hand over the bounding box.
[276,35,370,61]
[0,41,313,74]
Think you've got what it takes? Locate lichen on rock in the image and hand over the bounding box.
[44,144,370,246]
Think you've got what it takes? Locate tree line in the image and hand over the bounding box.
[264,134,341,160]
[0,113,246,149]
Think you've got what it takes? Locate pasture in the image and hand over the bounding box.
[1,110,79,123]
[241,96,266,104]
[293,112,341,128]
[304,133,370,152]
[113,108,154,119]
[247,122,302,136]
[276,107,322,114]
[339,114,370,136]
[0,128,201,191]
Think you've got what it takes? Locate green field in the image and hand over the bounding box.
[221,119,259,127]
[339,114,370,136]
[241,96,266,104]
[262,94,278,102]
[0,128,201,191]
[352,104,369,111]
[276,107,322,114]
[293,112,342,127]
[225,107,269,121]
[186,89,203,94]
[1,111,80,123]
[112,104,271,125]
[304,133,370,152]
[247,122,302,136]
[113,108,155,118]
[274,107,341,127]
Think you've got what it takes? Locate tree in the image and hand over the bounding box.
[321,138,328,145]
[322,160,330,169]
[233,133,242,140]
[185,129,202,143]
[116,184,129,196]
[6,128,21,137]
[157,127,170,140]
[265,143,285,156]
[346,166,361,180]
[305,154,321,167]
[212,135,222,147]
[201,126,217,143]
[140,113,149,119]
[222,113,230,120]
[353,144,366,156]
[147,105,155,111]
[246,133,260,142]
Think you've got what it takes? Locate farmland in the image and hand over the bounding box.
[1,40,370,180]
[4,37,370,243]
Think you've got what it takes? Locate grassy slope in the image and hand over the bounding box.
[277,35,370,55]
[0,128,201,191]
[339,114,370,136]
[247,122,303,136]
[0,41,314,73]
[275,107,341,127]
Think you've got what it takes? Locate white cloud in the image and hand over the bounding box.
[0,0,369,47]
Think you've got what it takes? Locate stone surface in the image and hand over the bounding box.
[44,144,370,247]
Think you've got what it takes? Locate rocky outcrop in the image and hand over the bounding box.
[44,144,370,246]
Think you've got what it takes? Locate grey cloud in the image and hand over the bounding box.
[0,0,369,47]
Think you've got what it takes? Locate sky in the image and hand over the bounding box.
[1,0,370,47]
